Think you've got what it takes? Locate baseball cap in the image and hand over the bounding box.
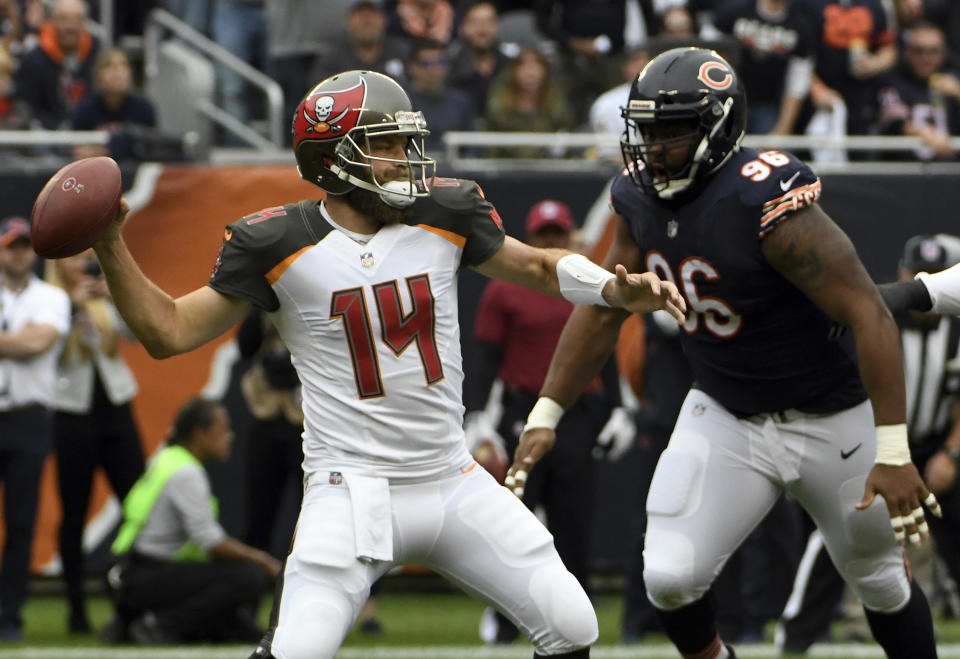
[0,216,30,247]
[902,234,952,272]
[525,200,574,236]
[348,0,384,11]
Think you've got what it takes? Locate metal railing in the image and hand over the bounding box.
[3,129,960,176]
[441,131,960,174]
[143,8,285,148]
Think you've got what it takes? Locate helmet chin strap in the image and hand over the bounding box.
[328,163,417,208]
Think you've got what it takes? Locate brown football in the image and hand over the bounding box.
[30,156,122,258]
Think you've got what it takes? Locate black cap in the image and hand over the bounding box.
[902,235,951,272]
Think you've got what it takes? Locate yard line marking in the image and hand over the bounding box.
[2,645,960,659]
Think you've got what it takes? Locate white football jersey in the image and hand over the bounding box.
[209,179,505,479]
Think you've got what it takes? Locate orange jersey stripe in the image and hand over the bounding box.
[762,179,822,212]
[265,245,312,285]
[415,224,467,248]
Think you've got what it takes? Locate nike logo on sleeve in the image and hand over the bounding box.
[779,171,801,191]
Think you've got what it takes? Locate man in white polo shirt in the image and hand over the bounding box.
[0,216,70,641]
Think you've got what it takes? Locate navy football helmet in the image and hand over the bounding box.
[620,47,746,199]
[292,70,435,207]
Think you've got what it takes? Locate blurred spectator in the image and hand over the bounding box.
[106,397,281,645]
[235,308,302,557]
[15,0,98,129]
[801,0,898,137]
[659,6,695,37]
[310,0,408,86]
[448,0,514,118]
[211,0,267,137]
[71,47,158,161]
[6,0,43,55]
[0,217,71,642]
[877,21,960,160]
[45,250,145,635]
[588,45,650,164]
[920,1,960,70]
[713,0,816,134]
[391,0,455,45]
[404,39,475,154]
[483,46,575,158]
[0,0,21,53]
[468,200,630,645]
[0,46,30,130]
[534,0,626,125]
[267,0,350,143]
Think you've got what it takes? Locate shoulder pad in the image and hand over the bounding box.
[425,178,485,212]
[227,202,301,249]
[732,149,819,210]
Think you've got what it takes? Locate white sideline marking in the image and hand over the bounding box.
[0,646,959,659]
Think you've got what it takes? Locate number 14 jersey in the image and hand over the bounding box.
[209,179,505,479]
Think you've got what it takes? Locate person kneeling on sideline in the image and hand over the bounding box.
[105,397,281,644]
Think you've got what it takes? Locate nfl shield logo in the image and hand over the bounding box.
[667,219,678,238]
[329,471,343,485]
[360,252,374,268]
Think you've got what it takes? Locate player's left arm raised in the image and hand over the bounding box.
[761,203,937,547]
[471,235,685,321]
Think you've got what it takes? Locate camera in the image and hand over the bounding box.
[84,259,102,277]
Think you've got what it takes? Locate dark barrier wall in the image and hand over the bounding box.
[2,164,956,574]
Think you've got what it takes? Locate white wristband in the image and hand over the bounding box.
[556,254,615,307]
[917,263,960,316]
[875,424,911,466]
[523,397,565,432]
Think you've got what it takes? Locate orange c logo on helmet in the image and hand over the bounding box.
[697,61,732,90]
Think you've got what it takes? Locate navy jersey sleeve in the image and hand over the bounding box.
[208,205,302,311]
[423,178,505,267]
[737,151,821,238]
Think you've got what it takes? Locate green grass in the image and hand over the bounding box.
[5,590,960,658]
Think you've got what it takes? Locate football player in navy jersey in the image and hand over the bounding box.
[507,48,940,659]
[87,70,685,659]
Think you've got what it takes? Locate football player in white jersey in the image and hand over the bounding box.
[90,70,685,659]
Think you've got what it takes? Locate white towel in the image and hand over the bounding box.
[344,474,393,563]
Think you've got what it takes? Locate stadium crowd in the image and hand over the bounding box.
[1,0,960,655]
[0,0,959,160]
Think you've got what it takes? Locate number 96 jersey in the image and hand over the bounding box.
[209,179,505,479]
[611,147,866,417]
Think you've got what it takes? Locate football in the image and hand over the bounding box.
[30,156,123,258]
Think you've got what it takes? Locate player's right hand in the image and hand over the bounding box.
[97,197,130,245]
[856,462,941,548]
[505,427,555,498]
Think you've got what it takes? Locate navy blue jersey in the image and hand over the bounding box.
[611,147,866,416]
[713,0,816,108]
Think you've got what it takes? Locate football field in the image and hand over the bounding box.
[4,591,960,659]
[1,645,960,658]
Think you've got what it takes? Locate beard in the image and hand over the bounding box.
[342,184,416,227]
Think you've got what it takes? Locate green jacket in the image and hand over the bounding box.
[111,445,217,562]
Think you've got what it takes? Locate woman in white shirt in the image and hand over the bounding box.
[46,250,145,634]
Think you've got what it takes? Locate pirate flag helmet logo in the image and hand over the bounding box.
[292,70,435,205]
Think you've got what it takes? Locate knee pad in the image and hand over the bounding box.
[273,590,351,659]
[836,480,910,612]
[643,529,709,610]
[528,564,598,653]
